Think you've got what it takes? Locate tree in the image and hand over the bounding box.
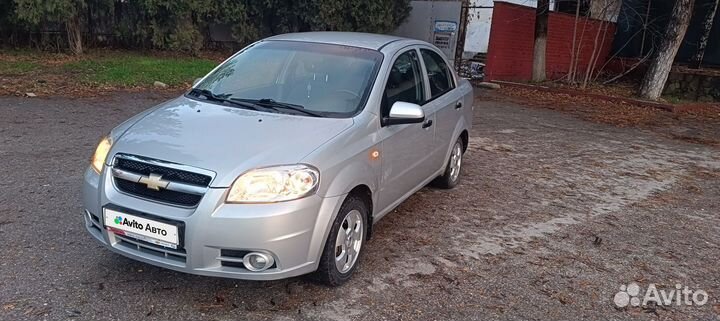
[690,0,719,68]
[14,0,85,54]
[532,0,550,82]
[0,0,19,45]
[638,0,695,100]
[242,0,411,37]
[4,0,412,52]
[140,0,207,54]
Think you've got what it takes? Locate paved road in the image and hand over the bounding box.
[1,91,718,321]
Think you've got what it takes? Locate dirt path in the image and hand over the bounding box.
[0,90,718,321]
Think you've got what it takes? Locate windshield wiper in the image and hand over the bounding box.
[188,88,261,111]
[230,98,324,117]
[189,88,228,101]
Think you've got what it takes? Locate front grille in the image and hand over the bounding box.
[221,249,249,257]
[115,234,187,265]
[219,249,251,268]
[112,155,212,207]
[115,179,203,206]
[115,157,212,186]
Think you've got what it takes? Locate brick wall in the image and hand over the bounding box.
[485,1,617,81]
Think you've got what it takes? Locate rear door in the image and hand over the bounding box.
[377,47,437,212]
[418,47,461,171]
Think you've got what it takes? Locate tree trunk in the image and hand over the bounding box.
[568,0,581,83]
[690,0,719,68]
[532,0,550,82]
[66,14,83,55]
[638,0,695,100]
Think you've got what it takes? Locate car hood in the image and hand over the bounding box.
[109,96,354,187]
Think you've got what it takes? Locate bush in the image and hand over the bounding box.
[13,0,86,53]
[1,0,412,53]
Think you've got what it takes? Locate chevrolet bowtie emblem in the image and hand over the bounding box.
[138,173,170,191]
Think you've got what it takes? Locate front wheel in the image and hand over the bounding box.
[312,195,368,286]
[431,138,464,189]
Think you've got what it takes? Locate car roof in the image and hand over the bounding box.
[264,32,412,50]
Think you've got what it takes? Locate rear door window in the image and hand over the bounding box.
[420,49,455,99]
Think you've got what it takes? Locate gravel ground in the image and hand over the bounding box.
[1,90,719,321]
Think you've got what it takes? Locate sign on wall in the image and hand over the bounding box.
[433,20,457,50]
[433,33,452,50]
[434,20,458,33]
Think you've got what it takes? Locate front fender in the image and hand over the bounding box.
[302,112,381,206]
[300,112,381,261]
[322,160,379,201]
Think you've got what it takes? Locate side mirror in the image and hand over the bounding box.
[192,78,202,86]
[383,102,425,126]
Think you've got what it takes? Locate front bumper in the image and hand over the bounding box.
[82,167,345,280]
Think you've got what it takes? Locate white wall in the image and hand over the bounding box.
[393,1,463,64]
[463,0,557,55]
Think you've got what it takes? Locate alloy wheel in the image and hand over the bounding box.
[334,209,363,273]
[449,141,463,182]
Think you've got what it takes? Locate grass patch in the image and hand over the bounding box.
[63,54,218,86]
[0,50,223,95]
[0,61,40,75]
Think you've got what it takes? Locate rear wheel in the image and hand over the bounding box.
[312,195,368,286]
[431,138,464,189]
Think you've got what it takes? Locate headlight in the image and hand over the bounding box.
[91,136,112,173]
[226,165,319,203]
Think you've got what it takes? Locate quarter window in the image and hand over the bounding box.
[383,50,424,116]
[420,49,454,99]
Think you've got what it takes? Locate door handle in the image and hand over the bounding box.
[422,119,433,128]
[455,101,463,109]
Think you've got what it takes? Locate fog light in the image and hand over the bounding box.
[243,252,274,272]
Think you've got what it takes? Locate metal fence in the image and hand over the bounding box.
[611,0,720,66]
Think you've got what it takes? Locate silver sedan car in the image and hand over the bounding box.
[83,32,473,286]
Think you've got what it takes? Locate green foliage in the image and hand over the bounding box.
[139,0,204,53]
[13,0,86,54]
[111,0,254,52]
[2,0,412,52]
[304,0,412,33]
[238,0,411,37]
[14,0,84,25]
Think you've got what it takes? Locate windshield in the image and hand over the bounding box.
[192,40,383,117]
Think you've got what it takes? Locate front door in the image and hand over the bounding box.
[377,48,437,212]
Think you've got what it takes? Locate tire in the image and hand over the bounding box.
[312,195,368,286]
[431,138,464,189]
